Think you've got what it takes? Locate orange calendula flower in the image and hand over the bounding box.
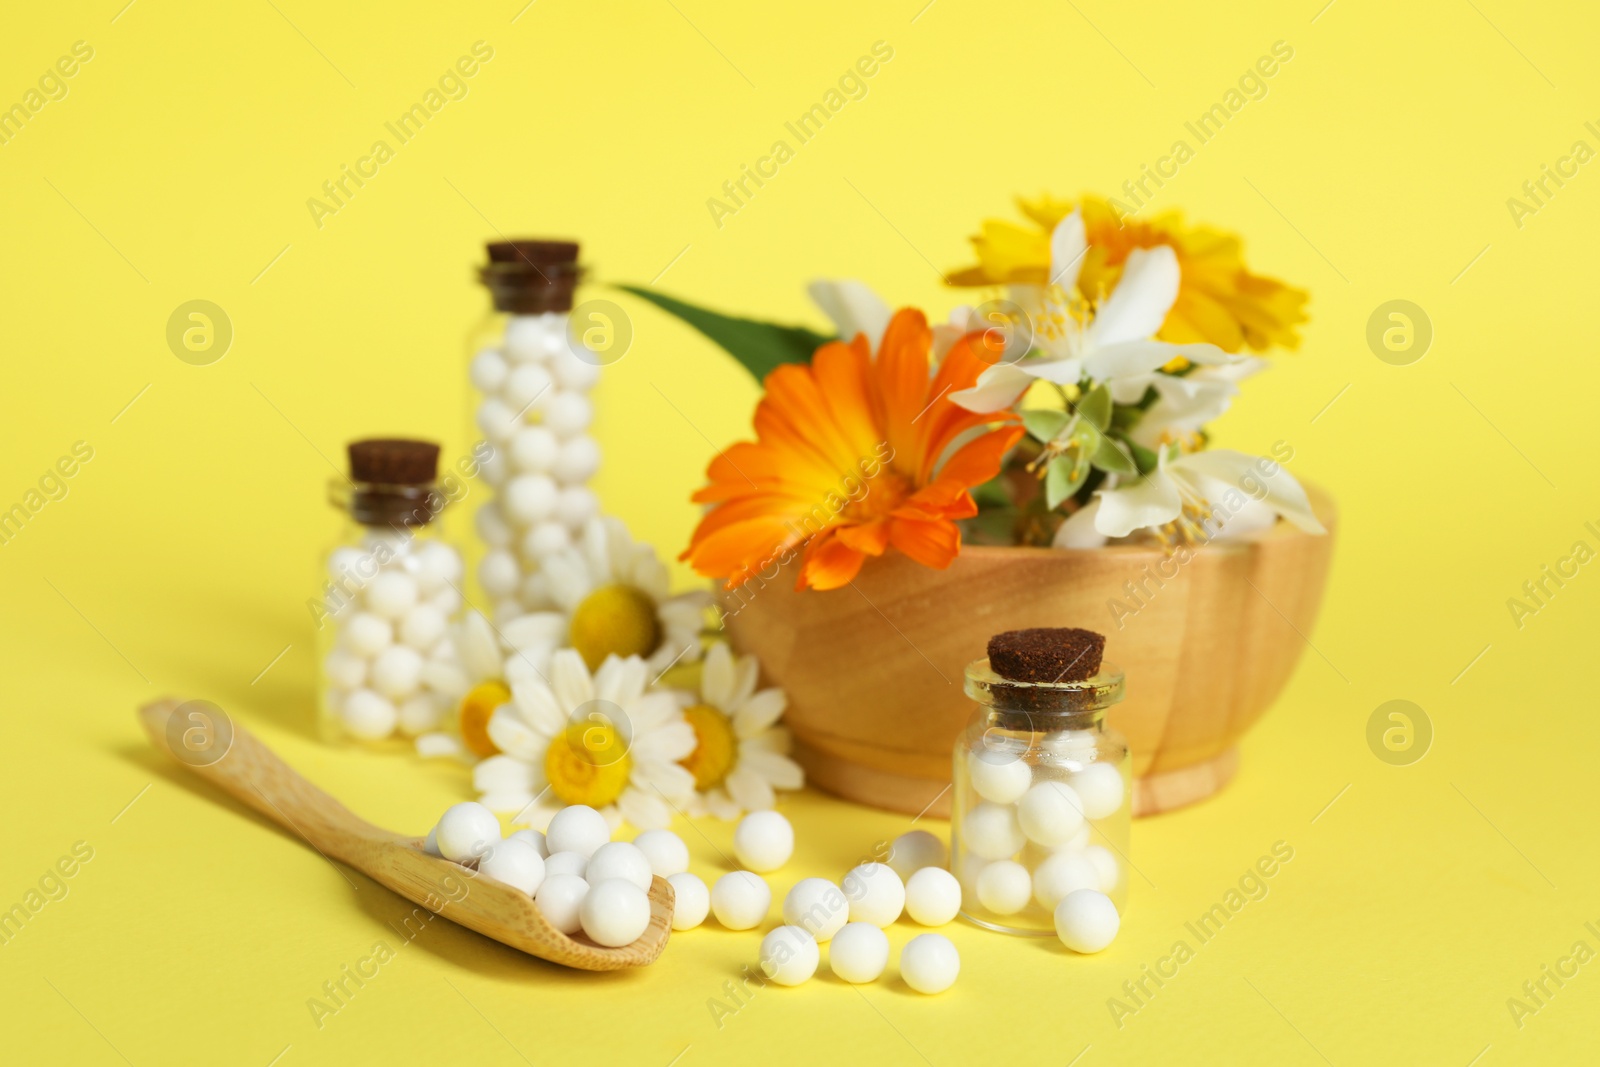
[948,193,1309,354]
[682,308,1023,592]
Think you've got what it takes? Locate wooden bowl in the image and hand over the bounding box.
[721,487,1336,818]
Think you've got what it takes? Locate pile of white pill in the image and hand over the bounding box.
[323,535,464,741]
[425,801,687,948]
[959,744,1125,951]
[469,313,604,623]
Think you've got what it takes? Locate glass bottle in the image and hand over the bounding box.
[466,239,602,623]
[315,439,465,744]
[951,657,1130,935]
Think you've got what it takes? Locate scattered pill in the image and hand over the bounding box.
[829,922,891,983]
[887,830,946,879]
[903,867,962,926]
[842,862,905,927]
[1054,889,1120,953]
[732,810,794,872]
[783,877,849,942]
[759,925,819,986]
[900,933,960,994]
[667,872,710,930]
[632,829,689,877]
[710,871,771,930]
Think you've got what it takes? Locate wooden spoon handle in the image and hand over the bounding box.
[138,698,389,860]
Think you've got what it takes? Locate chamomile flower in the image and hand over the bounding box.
[679,643,803,819]
[414,609,555,761]
[472,649,697,831]
[521,516,710,674]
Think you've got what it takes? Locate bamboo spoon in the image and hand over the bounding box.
[137,698,672,971]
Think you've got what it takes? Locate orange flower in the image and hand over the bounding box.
[683,308,1023,591]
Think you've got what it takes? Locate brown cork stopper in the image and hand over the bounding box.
[987,628,1106,684]
[347,439,440,486]
[479,239,582,313]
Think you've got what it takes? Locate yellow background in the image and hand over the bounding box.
[2,0,1597,1063]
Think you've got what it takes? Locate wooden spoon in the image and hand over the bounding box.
[138,698,672,971]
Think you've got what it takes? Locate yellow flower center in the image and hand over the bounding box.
[568,584,661,671]
[544,721,632,807]
[679,703,737,790]
[458,680,510,759]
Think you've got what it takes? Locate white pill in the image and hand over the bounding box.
[544,850,588,879]
[1017,781,1086,847]
[733,811,793,872]
[668,872,710,930]
[423,825,442,856]
[435,802,500,863]
[550,344,602,391]
[829,922,890,983]
[969,748,1032,804]
[963,802,1025,860]
[504,316,551,362]
[632,829,689,877]
[478,550,521,598]
[501,363,553,411]
[976,860,1032,915]
[340,689,396,740]
[580,878,652,947]
[759,925,819,986]
[552,437,601,484]
[842,863,905,927]
[396,694,443,735]
[586,841,653,891]
[328,545,363,579]
[887,830,946,880]
[1054,888,1120,953]
[476,397,519,442]
[365,571,419,620]
[534,874,589,934]
[324,648,366,689]
[503,474,558,525]
[509,426,558,472]
[413,542,462,593]
[476,502,513,547]
[904,867,962,926]
[479,838,546,895]
[399,604,448,650]
[1041,728,1098,760]
[543,391,592,437]
[710,871,770,930]
[508,828,548,858]
[545,804,611,859]
[783,878,848,942]
[370,645,423,699]
[1032,850,1100,910]
[520,521,571,560]
[342,612,392,656]
[469,347,509,392]
[900,933,960,994]
[431,587,463,616]
[477,447,508,486]
[554,485,599,529]
[1070,763,1125,820]
[1083,844,1121,894]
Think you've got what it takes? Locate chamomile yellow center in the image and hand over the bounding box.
[680,703,737,790]
[458,680,510,759]
[544,721,632,807]
[568,583,661,670]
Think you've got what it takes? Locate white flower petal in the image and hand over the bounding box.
[473,754,536,794]
[1053,500,1109,548]
[1048,209,1088,292]
[487,707,552,762]
[457,611,502,684]
[501,612,567,654]
[738,745,804,791]
[701,642,735,709]
[733,688,787,738]
[633,757,695,800]
[725,766,775,813]
[1175,450,1325,534]
[951,362,1045,414]
[1084,244,1179,348]
[510,679,566,737]
[1093,470,1184,537]
[415,732,463,759]
[548,649,594,711]
[705,787,743,821]
[730,652,760,708]
[480,789,536,815]
[807,278,892,351]
[617,788,673,831]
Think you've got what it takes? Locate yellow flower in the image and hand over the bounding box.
[947,193,1309,354]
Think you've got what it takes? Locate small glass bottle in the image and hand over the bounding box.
[951,655,1130,935]
[466,239,603,623]
[316,439,465,744]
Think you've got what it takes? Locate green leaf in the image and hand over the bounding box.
[617,285,833,383]
[1021,408,1072,444]
[1076,383,1112,432]
[1128,440,1161,474]
[1090,435,1138,475]
[1045,453,1088,509]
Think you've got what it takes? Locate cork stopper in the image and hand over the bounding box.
[479,239,582,313]
[347,439,440,486]
[339,438,444,528]
[987,628,1106,684]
